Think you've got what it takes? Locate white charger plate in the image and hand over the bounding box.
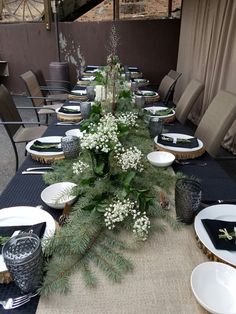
[191,262,236,313]
[144,106,175,119]
[56,105,81,117]
[0,206,56,272]
[65,129,83,138]
[154,133,203,152]
[194,204,236,266]
[26,136,63,157]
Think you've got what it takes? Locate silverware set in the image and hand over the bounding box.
[55,120,83,126]
[0,291,38,309]
[22,167,53,175]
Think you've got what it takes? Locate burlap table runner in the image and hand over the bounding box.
[37,222,208,314]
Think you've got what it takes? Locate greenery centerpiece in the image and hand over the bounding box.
[39,26,180,296]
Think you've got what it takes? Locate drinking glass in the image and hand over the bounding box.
[135,96,145,109]
[175,178,202,224]
[2,233,43,293]
[80,101,91,119]
[61,135,80,158]
[86,86,95,101]
[148,117,163,138]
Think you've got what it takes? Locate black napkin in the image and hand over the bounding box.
[202,219,236,251]
[0,222,46,250]
[59,106,81,115]
[157,134,199,148]
[30,140,62,152]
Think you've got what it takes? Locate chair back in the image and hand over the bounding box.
[0,84,22,139]
[168,70,182,81]
[20,70,45,108]
[175,79,204,124]
[158,75,175,104]
[195,90,236,157]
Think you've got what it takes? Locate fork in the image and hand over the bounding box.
[0,291,38,309]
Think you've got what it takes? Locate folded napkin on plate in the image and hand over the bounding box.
[0,222,46,250]
[157,134,199,148]
[150,108,174,116]
[136,91,156,97]
[30,140,62,152]
[59,106,81,114]
[202,219,236,251]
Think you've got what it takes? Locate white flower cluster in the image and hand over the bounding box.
[116,112,138,127]
[104,199,135,230]
[115,146,144,172]
[133,214,150,241]
[80,113,120,153]
[72,161,89,175]
[104,198,150,241]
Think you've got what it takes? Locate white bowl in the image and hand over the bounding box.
[147,151,175,167]
[191,262,236,314]
[65,129,83,138]
[41,182,77,210]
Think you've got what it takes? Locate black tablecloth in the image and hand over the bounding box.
[0,116,236,313]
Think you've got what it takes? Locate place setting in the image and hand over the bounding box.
[144,106,176,123]
[135,89,160,104]
[154,132,205,159]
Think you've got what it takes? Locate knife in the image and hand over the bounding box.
[22,171,47,175]
[26,167,53,171]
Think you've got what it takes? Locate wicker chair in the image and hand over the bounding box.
[175,79,204,124]
[0,84,47,171]
[20,70,69,124]
[195,90,236,157]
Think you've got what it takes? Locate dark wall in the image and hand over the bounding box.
[0,19,180,93]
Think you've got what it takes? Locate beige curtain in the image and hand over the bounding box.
[175,0,236,153]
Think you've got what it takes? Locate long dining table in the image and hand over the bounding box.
[0,109,236,314]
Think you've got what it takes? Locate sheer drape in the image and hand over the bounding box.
[175,0,236,153]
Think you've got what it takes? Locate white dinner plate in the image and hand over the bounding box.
[72,90,87,95]
[26,136,64,157]
[55,105,81,117]
[144,106,175,119]
[191,262,236,313]
[0,206,56,272]
[194,204,236,266]
[65,129,83,138]
[154,133,203,152]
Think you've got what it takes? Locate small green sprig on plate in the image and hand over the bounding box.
[218,227,236,241]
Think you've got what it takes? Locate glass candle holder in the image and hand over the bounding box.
[2,233,43,293]
[175,178,202,224]
[135,96,145,109]
[61,135,80,159]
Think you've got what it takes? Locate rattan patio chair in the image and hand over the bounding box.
[194,90,236,157]
[175,79,204,124]
[0,84,47,171]
[20,70,69,124]
[167,70,182,105]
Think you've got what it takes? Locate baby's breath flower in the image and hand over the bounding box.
[133,214,151,241]
[72,161,89,175]
[115,146,144,172]
[116,112,138,127]
[80,113,120,153]
[104,198,136,230]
